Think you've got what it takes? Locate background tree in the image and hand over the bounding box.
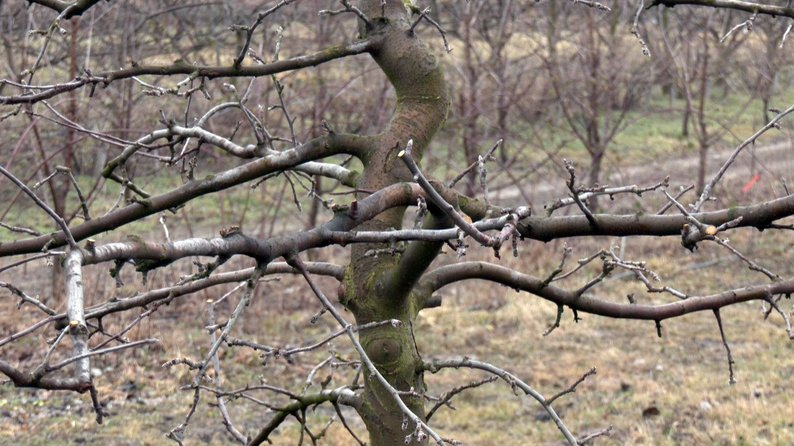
[1,1,794,445]
[542,1,657,211]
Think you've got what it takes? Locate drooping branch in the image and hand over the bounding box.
[418,261,794,323]
[423,357,584,446]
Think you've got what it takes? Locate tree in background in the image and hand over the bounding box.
[1,1,794,445]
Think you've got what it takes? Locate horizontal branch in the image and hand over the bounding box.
[0,359,91,392]
[0,262,342,348]
[650,0,794,18]
[76,184,426,267]
[520,194,794,241]
[0,39,377,105]
[419,261,794,322]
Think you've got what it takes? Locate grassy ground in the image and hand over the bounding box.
[1,216,793,445]
[1,70,793,446]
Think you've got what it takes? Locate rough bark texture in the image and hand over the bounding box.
[343,2,451,444]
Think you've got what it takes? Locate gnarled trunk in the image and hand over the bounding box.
[343,2,450,444]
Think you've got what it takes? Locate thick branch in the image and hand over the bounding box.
[519,194,794,241]
[28,0,104,19]
[1,39,378,105]
[651,0,794,19]
[64,249,90,386]
[0,134,374,256]
[418,261,794,322]
[0,359,90,391]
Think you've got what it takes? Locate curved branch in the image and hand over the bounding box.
[424,357,580,445]
[247,387,360,446]
[0,133,374,257]
[0,359,90,392]
[418,261,794,322]
[102,125,359,188]
[28,0,104,19]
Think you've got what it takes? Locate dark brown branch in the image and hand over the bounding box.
[518,193,794,242]
[651,0,794,19]
[418,261,794,322]
[1,39,378,105]
[547,368,597,405]
[713,309,737,385]
[28,0,105,19]
[425,376,498,421]
[0,359,91,392]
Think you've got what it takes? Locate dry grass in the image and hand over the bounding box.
[1,221,793,445]
[1,168,793,446]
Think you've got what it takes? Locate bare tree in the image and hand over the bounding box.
[1,1,794,445]
[543,1,655,211]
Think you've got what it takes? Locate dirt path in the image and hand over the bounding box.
[495,139,793,207]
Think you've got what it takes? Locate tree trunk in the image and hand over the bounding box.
[460,3,481,197]
[587,149,604,212]
[344,2,451,444]
[697,141,707,196]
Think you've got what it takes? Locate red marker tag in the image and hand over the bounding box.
[742,174,761,194]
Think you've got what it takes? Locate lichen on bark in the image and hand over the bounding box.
[343,1,452,444]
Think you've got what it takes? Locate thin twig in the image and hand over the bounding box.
[0,165,77,248]
[425,376,498,421]
[563,160,597,228]
[693,102,794,212]
[285,255,446,446]
[547,367,597,404]
[713,309,736,384]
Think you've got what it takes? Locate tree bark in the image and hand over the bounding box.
[345,2,450,444]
